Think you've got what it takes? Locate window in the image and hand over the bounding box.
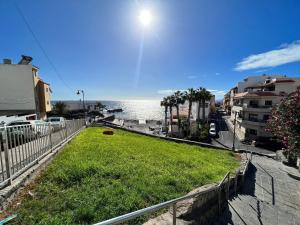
[248,113,258,121]
[46,88,48,92]
[263,115,269,121]
[249,100,258,107]
[205,103,209,108]
[47,101,49,105]
[247,129,257,135]
[265,100,272,106]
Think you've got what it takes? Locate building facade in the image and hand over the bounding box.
[228,75,300,141]
[170,95,216,135]
[0,56,52,119]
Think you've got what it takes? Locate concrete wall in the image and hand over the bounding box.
[273,79,300,95]
[0,64,36,114]
[237,75,284,93]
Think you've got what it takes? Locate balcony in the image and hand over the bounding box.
[232,103,272,113]
[242,118,268,126]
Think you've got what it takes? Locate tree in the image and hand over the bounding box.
[54,101,67,115]
[167,95,175,135]
[266,86,300,163]
[200,88,212,123]
[173,91,185,135]
[160,97,169,134]
[195,88,204,129]
[183,88,196,135]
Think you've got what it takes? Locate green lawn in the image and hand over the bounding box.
[12,127,239,225]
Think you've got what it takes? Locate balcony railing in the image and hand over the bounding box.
[233,104,272,109]
[244,118,268,124]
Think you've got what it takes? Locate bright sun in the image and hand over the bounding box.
[139,9,152,27]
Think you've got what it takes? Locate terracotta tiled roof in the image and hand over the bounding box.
[234,91,277,98]
[274,79,295,83]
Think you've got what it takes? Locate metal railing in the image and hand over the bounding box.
[0,119,85,188]
[93,160,252,225]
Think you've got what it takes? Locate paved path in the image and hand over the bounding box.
[212,155,300,225]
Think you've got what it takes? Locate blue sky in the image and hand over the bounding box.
[1,0,300,100]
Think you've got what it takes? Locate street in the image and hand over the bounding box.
[211,112,276,156]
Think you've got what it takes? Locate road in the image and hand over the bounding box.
[211,112,275,156]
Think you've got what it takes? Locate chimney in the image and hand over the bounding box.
[18,55,33,65]
[3,59,12,64]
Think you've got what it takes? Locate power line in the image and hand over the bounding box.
[14,2,74,93]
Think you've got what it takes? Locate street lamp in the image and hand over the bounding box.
[76,90,85,110]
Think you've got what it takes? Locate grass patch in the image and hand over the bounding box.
[12,127,239,225]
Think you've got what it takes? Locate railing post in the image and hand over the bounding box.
[234,171,238,196]
[172,203,176,225]
[226,173,230,200]
[49,124,53,152]
[3,126,11,185]
[64,122,68,141]
[218,185,221,215]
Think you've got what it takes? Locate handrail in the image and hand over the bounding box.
[93,171,231,225]
[218,172,230,187]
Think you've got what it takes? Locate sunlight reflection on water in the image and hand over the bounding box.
[101,100,164,120]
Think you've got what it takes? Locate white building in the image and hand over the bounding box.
[170,95,216,135]
[230,75,300,140]
[0,56,52,119]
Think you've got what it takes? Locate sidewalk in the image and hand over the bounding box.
[211,155,300,225]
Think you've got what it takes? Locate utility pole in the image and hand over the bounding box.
[232,111,237,151]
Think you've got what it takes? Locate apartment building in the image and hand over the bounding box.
[0,55,52,119]
[223,86,237,114]
[229,75,300,141]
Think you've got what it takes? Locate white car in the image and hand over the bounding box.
[30,120,50,136]
[209,127,217,137]
[47,117,66,131]
[210,123,216,129]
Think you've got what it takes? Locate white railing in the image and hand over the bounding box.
[0,119,85,188]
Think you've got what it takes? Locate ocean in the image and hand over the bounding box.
[101,100,164,120]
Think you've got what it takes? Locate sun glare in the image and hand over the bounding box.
[139,9,152,27]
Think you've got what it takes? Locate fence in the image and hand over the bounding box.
[0,119,85,188]
[93,153,252,225]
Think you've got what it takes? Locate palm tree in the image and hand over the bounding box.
[200,88,212,123]
[183,88,196,135]
[167,95,175,135]
[54,101,67,115]
[195,88,204,124]
[173,91,185,135]
[160,97,169,134]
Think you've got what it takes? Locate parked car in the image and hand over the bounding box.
[47,117,66,131]
[0,120,36,150]
[30,120,50,136]
[209,127,217,137]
